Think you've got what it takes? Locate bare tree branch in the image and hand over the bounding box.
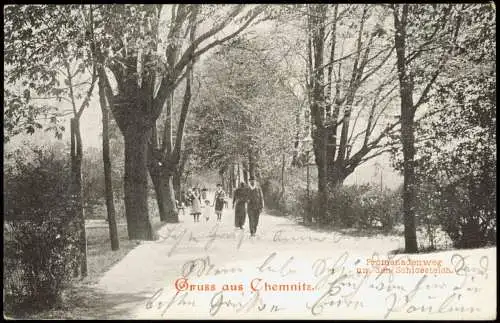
[154,5,264,118]
[173,67,189,89]
[369,83,399,135]
[186,6,266,67]
[76,64,97,118]
[347,99,365,144]
[360,46,395,83]
[64,59,78,117]
[356,147,392,166]
[412,61,444,112]
[30,96,73,104]
[172,5,247,76]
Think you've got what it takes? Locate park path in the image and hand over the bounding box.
[92,207,496,320]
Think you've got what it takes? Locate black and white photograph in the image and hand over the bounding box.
[3,3,496,320]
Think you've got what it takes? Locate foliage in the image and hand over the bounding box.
[389,3,496,251]
[191,35,299,175]
[4,144,80,311]
[3,89,66,143]
[412,64,496,248]
[4,5,94,142]
[390,3,496,249]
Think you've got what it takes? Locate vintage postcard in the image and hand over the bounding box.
[3,3,496,320]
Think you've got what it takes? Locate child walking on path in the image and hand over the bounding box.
[213,184,226,222]
[203,200,211,222]
[190,188,202,222]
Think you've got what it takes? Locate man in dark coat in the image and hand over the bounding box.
[233,182,248,229]
[247,176,264,237]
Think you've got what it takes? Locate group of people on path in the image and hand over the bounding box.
[179,177,264,237]
[183,184,227,222]
[233,177,264,237]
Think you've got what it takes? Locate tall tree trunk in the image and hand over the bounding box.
[149,122,179,223]
[313,129,328,224]
[248,150,256,179]
[327,162,347,189]
[228,164,234,197]
[324,4,339,187]
[173,170,181,200]
[254,151,261,179]
[123,128,154,240]
[159,174,178,223]
[219,168,226,190]
[70,118,88,277]
[401,105,418,253]
[148,158,179,223]
[163,93,174,157]
[394,4,418,253]
[243,161,249,184]
[164,174,178,222]
[308,4,328,223]
[99,80,119,251]
[237,162,241,184]
[281,154,286,202]
[232,163,237,191]
[315,141,328,223]
[149,164,167,222]
[98,70,156,241]
[179,152,189,191]
[292,106,302,166]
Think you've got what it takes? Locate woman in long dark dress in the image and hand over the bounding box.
[233,182,248,229]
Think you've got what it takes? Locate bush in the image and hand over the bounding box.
[4,144,79,312]
[262,168,403,232]
[415,173,496,249]
[261,172,311,220]
[358,187,403,231]
[261,179,286,211]
[310,184,402,230]
[442,177,496,248]
[281,188,312,222]
[328,184,367,227]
